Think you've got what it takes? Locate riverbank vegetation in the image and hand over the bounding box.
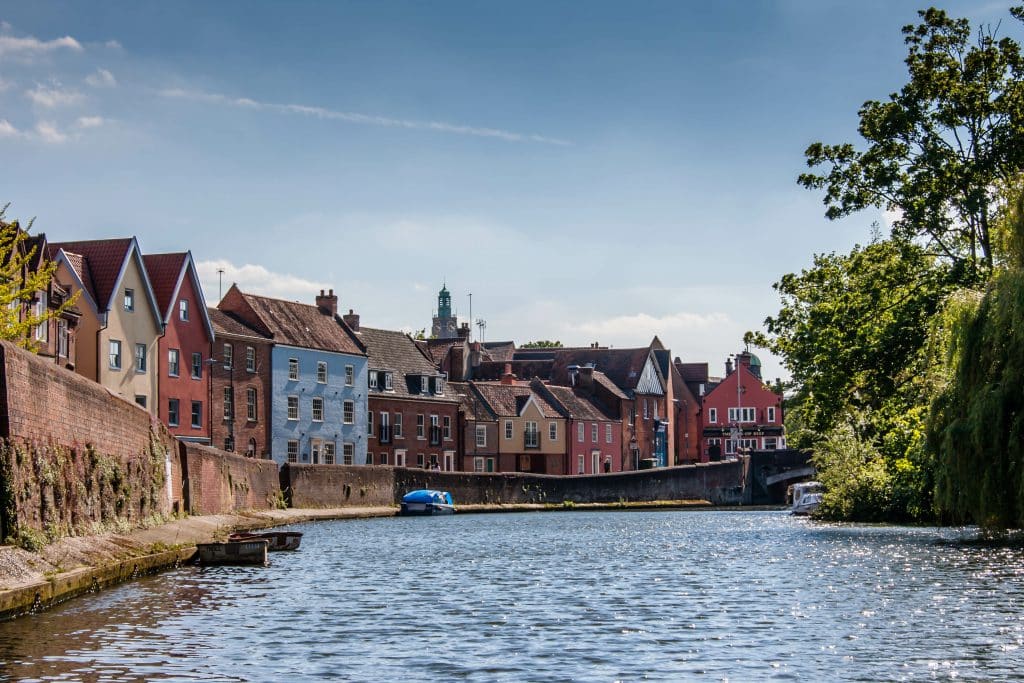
[755,6,1024,526]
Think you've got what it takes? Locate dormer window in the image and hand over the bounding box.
[435,377,445,396]
[421,375,429,394]
[384,372,393,391]
[369,371,378,389]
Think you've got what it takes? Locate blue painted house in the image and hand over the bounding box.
[218,285,368,465]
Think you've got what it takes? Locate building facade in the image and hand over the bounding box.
[218,286,368,465]
[143,252,213,444]
[451,381,500,472]
[351,318,460,470]
[540,375,623,475]
[208,307,274,457]
[700,351,785,459]
[50,238,163,413]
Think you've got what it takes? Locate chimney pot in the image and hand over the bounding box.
[316,288,339,317]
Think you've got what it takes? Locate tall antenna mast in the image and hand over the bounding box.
[217,268,225,302]
[468,291,473,343]
[476,318,487,342]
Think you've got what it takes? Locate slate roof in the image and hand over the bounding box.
[544,384,618,421]
[142,253,187,318]
[424,338,460,365]
[550,347,655,396]
[472,382,563,418]
[357,326,457,402]
[480,341,516,362]
[208,307,272,341]
[48,238,133,310]
[238,291,365,355]
[474,359,553,382]
[449,381,497,421]
[592,371,628,400]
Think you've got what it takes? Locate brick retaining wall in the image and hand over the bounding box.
[181,444,283,515]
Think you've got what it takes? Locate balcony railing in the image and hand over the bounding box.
[379,425,392,443]
[524,429,540,448]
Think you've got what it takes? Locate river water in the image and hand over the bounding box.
[1,510,1022,681]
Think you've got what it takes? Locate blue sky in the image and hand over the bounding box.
[1,1,1019,382]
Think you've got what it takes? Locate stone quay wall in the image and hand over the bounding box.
[284,459,747,509]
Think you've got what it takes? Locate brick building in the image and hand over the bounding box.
[537,374,623,474]
[450,381,499,472]
[348,313,460,470]
[207,307,273,457]
[699,351,785,459]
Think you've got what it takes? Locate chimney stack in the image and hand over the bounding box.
[316,288,338,317]
[500,363,516,385]
[579,364,595,393]
[725,358,734,375]
[457,322,470,340]
[342,308,360,331]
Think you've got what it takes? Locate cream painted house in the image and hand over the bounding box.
[49,238,164,413]
[472,380,567,475]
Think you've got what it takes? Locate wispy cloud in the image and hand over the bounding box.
[76,116,105,128]
[104,40,122,50]
[0,119,20,138]
[196,259,331,304]
[85,68,116,88]
[0,33,83,59]
[570,311,731,339]
[0,77,11,92]
[26,82,83,108]
[34,121,67,144]
[158,88,571,146]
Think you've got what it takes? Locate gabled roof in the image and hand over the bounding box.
[228,288,365,356]
[208,307,272,341]
[449,381,498,421]
[143,251,215,340]
[49,237,162,327]
[472,382,562,419]
[480,341,515,362]
[358,326,457,402]
[544,384,618,421]
[550,346,662,397]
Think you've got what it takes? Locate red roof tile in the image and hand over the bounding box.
[142,253,187,319]
[49,238,133,310]
[471,382,562,418]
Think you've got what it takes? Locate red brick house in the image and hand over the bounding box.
[347,312,460,470]
[450,381,500,472]
[699,351,785,459]
[207,308,274,457]
[143,252,214,444]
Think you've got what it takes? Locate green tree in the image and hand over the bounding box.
[799,6,1024,282]
[412,328,427,341]
[520,340,563,349]
[928,187,1024,527]
[0,206,78,351]
[755,238,950,439]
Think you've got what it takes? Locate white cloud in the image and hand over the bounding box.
[26,82,83,108]
[570,311,731,339]
[104,40,122,50]
[0,33,83,59]
[196,259,331,304]
[158,87,571,146]
[76,116,105,128]
[85,68,116,88]
[0,119,20,138]
[34,121,67,144]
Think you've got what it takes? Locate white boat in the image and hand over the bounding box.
[790,481,823,516]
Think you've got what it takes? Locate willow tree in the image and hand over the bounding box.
[0,206,75,351]
[928,188,1024,527]
[800,6,1024,284]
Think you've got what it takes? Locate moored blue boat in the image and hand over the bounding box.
[400,489,455,516]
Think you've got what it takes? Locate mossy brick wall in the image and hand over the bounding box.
[0,341,183,541]
[283,459,747,508]
[182,443,282,514]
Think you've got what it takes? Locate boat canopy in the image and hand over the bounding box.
[402,489,453,505]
